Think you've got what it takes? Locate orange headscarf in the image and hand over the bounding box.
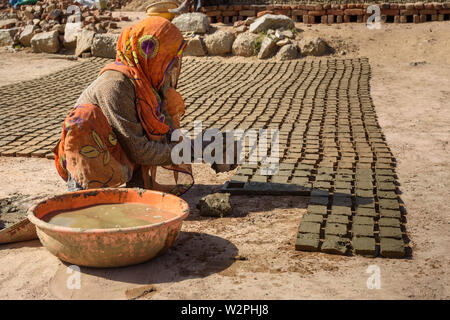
[100,16,187,140]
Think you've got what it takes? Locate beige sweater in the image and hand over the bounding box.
[76,70,173,166]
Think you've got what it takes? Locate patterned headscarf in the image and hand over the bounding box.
[100,16,186,141]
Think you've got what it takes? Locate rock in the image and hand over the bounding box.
[245,17,256,26]
[33,19,40,26]
[30,30,59,53]
[274,29,284,41]
[232,32,257,57]
[19,25,36,47]
[249,14,294,34]
[281,29,294,39]
[276,38,291,47]
[172,13,210,34]
[92,33,119,59]
[204,30,235,56]
[183,35,206,57]
[276,44,299,61]
[257,36,277,59]
[234,25,247,34]
[409,61,426,66]
[75,29,95,57]
[298,37,331,56]
[47,9,63,22]
[52,24,65,34]
[0,19,18,30]
[198,193,232,217]
[64,22,82,49]
[0,28,19,47]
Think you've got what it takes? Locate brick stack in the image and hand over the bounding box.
[199,2,450,24]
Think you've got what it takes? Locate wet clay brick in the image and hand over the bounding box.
[352,236,376,256]
[325,222,348,237]
[298,221,321,234]
[321,236,350,255]
[379,199,400,210]
[333,196,352,207]
[302,214,324,224]
[311,189,329,197]
[377,190,398,199]
[310,196,329,206]
[295,233,320,251]
[379,226,402,239]
[378,217,401,228]
[327,215,349,224]
[380,238,405,258]
[353,216,374,225]
[331,206,352,216]
[307,204,328,216]
[355,207,377,217]
[356,197,375,208]
[379,208,402,219]
[352,224,374,238]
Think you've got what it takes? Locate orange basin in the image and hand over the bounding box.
[27,188,189,268]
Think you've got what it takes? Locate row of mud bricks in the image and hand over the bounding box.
[200,2,450,24]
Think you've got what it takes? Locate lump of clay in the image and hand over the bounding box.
[198,193,232,217]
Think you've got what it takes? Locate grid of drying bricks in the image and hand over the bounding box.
[0,57,408,258]
[200,2,450,24]
[178,58,408,258]
[0,58,108,158]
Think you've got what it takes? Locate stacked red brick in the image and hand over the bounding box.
[200,2,450,24]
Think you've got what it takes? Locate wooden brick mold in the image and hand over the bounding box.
[200,2,450,24]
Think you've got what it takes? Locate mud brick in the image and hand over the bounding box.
[317,167,335,175]
[377,182,397,192]
[206,11,222,17]
[356,189,374,198]
[302,214,324,224]
[250,175,267,183]
[291,177,310,186]
[276,170,293,177]
[334,181,352,189]
[356,197,375,208]
[325,222,348,237]
[352,237,376,256]
[353,216,374,225]
[334,188,352,196]
[295,233,320,252]
[307,204,328,216]
[375,175,395,182]
[380,208,402,219]
[380,238,405,258]
[331,206,352,216]
[377,190,398,199]
[379,199,400,210]
[230,175,249,184]
[316,174,333,182]
[313,181,331,190]
[327,215,349,225]
[379,217,401,228]
[311,189,329,198]
[239,10,256,17]
[333,194,352,205]
[321,236,350,255]
[298,221,321,234]
[310,196,329,206]
[280,163,296,170]
[379,226,402,239]
[271,175,289,184]
[356,179,373,190]
[377,169,395,176]
[353,224,374,238]
[293,170,310,177]
[335,173,353,182]
[355,207,377,217]
[237,168,253,175]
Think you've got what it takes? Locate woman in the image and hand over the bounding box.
[54,16,223,196]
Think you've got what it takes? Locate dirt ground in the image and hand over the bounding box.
[0,20,449,300]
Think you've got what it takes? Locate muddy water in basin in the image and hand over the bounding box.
[43,203,177,229]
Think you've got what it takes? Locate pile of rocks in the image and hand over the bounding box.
[0,0,130,54]
[176,12,332,60]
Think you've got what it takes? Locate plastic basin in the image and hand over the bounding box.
[27,188,189,268]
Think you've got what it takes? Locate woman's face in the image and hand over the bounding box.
[160,58,180,96]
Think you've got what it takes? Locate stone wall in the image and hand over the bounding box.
[199,2,450,24]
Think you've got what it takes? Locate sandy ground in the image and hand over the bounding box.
[0,21,449,300]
